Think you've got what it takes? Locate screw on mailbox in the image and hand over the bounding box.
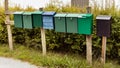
[70,17,73,20]
[58,17,61,19]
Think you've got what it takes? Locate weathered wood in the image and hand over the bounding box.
[41,28,46,56]
[5,11,14,15]
[5,0,13,50]
[7,24,13,50]
[101,36,107,64]
[5,0,8,11]
[39,8,46,56]
[86,35,92,65]
[86,7,92,65]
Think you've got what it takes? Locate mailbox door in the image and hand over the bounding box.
[66,17,78,33]
[32,14,42,28]
[23,14,33,29]
[43,16,53,29]
[14,14,23,28]
[32,11,43,28]
[78,17,93,35]
[97,20,111,37]
[55,17,66,32]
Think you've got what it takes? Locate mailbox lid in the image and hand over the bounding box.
[23,12,33,29]
[23,12,32,15]
[96,15,112,20]
[66,14,79,17]
[54,13,67,32]
[42,12,56,22]
[54,13,67,17]
[78,13,93,18]
[42,12,56,16]
[32,11,44,28]
[14,12,24,14]
[78,14,93,35]
[14,12,24,28]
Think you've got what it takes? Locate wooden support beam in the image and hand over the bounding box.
[39,8,46,56]
[5,11,14,15]
[41,28,46,56]
[86,6,92,65]
[86,35,92,65]
[101,36,107,64]
[5,0,13,50]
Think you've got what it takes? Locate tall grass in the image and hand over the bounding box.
[0,44,120,68]
[0,0,120,67]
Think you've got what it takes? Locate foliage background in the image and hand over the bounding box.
[0,0,120,64]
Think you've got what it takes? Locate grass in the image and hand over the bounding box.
[0,44,119,68]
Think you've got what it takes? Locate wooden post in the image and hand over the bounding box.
[39,8,46,56]
[41,28,46,56]
[86,35,92,65]
[5,0,13,50]
[101,36,107,64]
[86,7,92,65]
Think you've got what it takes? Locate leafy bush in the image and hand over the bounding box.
[0,1,120,63]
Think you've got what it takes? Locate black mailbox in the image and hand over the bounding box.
[96,15,112,37]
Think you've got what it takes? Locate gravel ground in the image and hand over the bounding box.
[0,57,38,68]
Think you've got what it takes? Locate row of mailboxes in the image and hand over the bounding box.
[14,12,93,35]
[54,13,93,35]
[14,11,112,36]
[14,11,56,29]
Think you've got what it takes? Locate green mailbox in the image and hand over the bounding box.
[23,12,33,29]
[54,13,67,32]
[66,14,79,33]
[78,14,93,35]
[32,11,43,28]
[14,12,24,28]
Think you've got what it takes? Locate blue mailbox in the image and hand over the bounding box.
[42,12,56,29]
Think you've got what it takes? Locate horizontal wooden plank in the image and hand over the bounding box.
[5,11,14,15]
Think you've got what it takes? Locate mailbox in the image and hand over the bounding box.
[54,13,67,32]
[32,11,43,28]
[14,12,24,28]
[42,12,56,29]
[66,14,79,33]
[78,14,93,35]
[96,15,112,37]
[23,12,33,29]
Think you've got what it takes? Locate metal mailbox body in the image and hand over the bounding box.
[96,15,112,37]
[32,11,43,28]
[54,13,67,32]
[23,12,33,29]
[14,12,24,28]
[78,14,93,35]
[42,12,56,29]
[66,14,79,33]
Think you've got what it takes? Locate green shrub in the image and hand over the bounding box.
[0,1,120,63]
